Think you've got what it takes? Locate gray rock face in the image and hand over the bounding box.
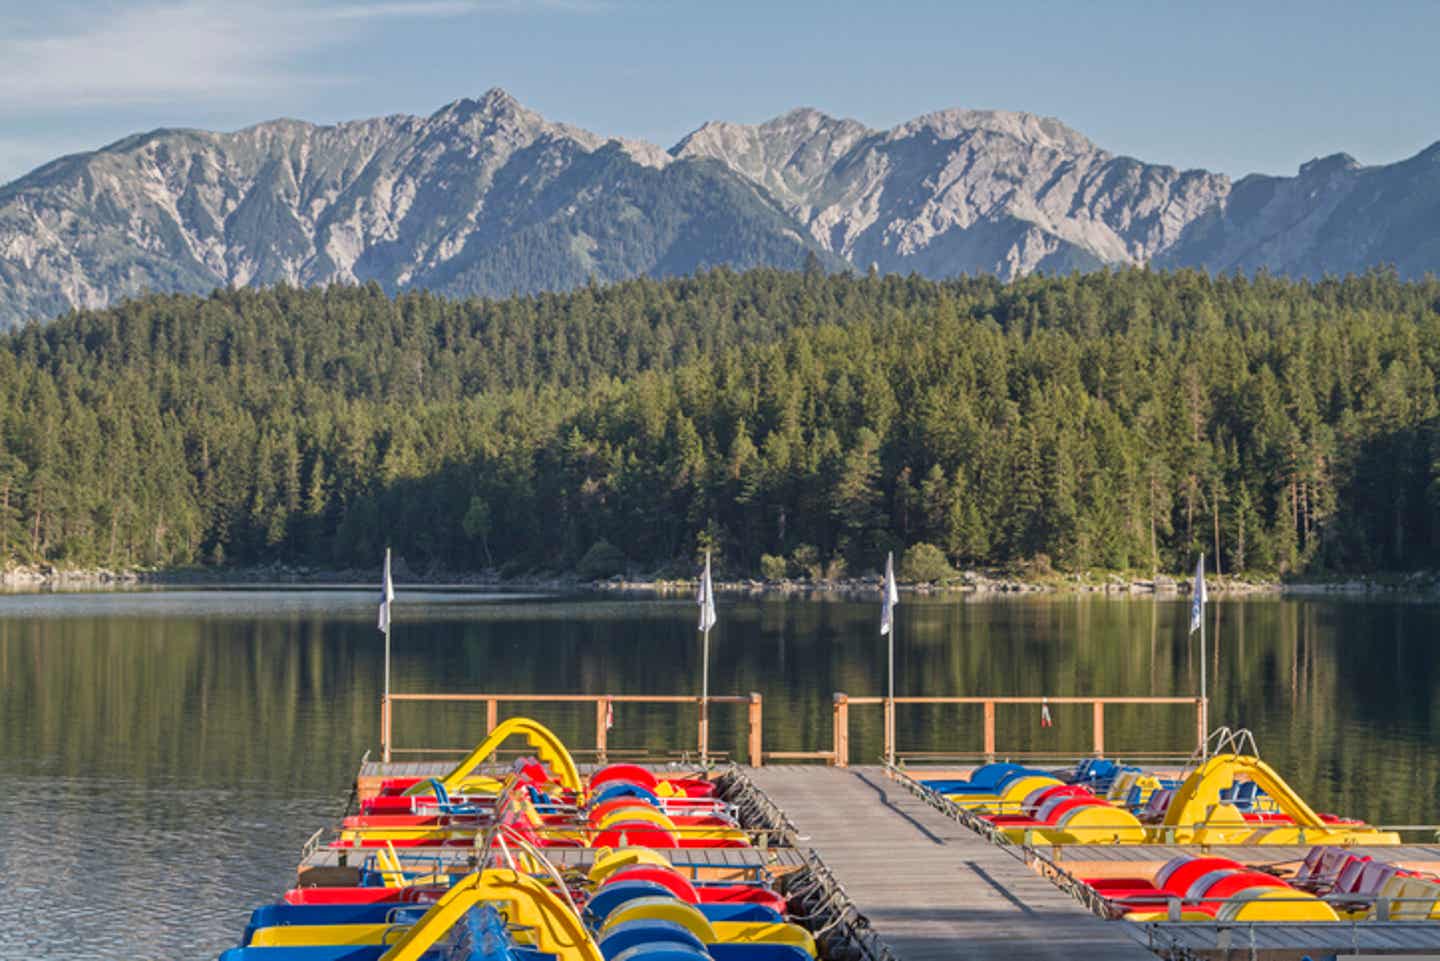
[673,107,1230,277]
[0,89,833,327]
[0,89,1436,328]
[1154,146,1440,276]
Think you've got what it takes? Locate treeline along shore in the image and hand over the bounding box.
[1,267,1438,584]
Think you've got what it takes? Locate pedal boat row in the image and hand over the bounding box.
[919,747,1397,846]
[338,720,749,851]
[1085,847,1440,923]
[219,718,818,961]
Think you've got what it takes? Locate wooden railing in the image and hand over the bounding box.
[831,694,1208,768]
[381,692,763,765]
[380,691,1206,769]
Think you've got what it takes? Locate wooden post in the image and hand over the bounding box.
[1196,697,1207,753]
[832,693,850,768]
[983,700,996,760]
[595,697,610,763]
[697,695,708,763]
[882,696,894,765]
[486,698,498,734]
[747,693,763,767]
[1092,701,1105,757]
[381,695,392,763]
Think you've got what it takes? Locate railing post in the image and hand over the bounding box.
[697,695,708,763]
[983,700,996,760]
[748,693,763,767]
[382,694,392,763]
[883,696,894,766]
[595,697,610,763]
[1092,701,1105,757]
[486,698,498,734]
[1196,697,1207,753]
[832,693,850,768]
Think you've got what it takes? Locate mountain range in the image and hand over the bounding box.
[1,87,1436,328]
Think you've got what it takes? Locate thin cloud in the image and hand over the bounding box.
[0,0,599,113]
[320,1,485,20]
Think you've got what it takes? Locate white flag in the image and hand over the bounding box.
[697,551,717,633]
[378,548,394,634]
[1189,553,1206,635]
[880,551,899,636]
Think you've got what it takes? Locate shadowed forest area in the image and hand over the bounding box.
[1,266,1438,578]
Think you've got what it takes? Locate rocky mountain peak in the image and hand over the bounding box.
[427,86,552,141]
[431,87,522,121]
[893,107,1097,154]
[0,95,1435,329]
[774,106,828,125]
[668,107,872,213]
[423,88,666,168]
[672,107,865,158]
[1298,152,1361,177]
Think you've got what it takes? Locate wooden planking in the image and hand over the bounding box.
[748,765,1156,961]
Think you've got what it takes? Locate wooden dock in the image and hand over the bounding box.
[747,765,1156,961]
[1138,919,1440,958]
[332,755,1440,959]
[299,844,806,880]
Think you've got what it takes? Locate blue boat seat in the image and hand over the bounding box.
[592,782,662,806]
[922,763,1039,794]
[609,946,710,961]
[598,920,707,959]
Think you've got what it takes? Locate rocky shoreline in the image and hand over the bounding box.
[5,561,1433,597]
[591,572,1278,597]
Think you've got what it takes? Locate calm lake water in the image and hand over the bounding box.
[1,587,1437,959]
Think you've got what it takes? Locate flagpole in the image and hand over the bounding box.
[699,550,714,767]
[1199,555,1207,760]
[883,551,897,768]
[701,624,710,766]
[887,618,895,767]
[384,547,392,704]
[381,547,392,763]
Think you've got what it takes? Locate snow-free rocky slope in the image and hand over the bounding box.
[0,88,1435,327]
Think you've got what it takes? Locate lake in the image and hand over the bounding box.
[1,587,1436,959]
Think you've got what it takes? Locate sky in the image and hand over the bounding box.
[1,0,1436,186]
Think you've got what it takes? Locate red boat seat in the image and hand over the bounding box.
[695,886,788,912]
[283,887,442,905]
[1332,856,1373,895]
[603,867,701,903]
[362,796,417,814]
[658,777,718,798]
[591,764,659,791]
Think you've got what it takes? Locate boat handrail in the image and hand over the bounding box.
[1143,919,1440,959]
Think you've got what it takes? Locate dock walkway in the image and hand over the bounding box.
[748,765,1155,961]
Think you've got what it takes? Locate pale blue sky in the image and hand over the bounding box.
[1,0,1436,186]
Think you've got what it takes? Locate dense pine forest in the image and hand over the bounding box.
[1,267,1438,580]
